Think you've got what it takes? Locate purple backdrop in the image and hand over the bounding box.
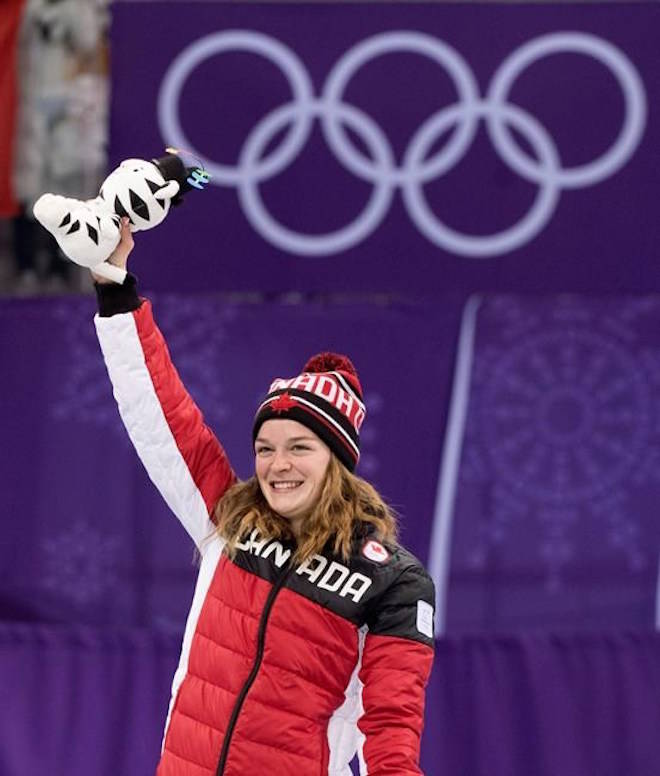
[4,2,660,774]
[4,291,660,774]
[109,2,659,296]
[431,295,660,636]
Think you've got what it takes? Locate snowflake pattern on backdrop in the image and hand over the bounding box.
[49,297,235,436]
[459,297,660,592]
[50,299,130,435]
[40,520,122,608]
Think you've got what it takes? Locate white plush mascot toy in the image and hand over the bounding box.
[33,152,208,282]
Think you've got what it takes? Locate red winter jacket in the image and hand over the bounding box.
[94,277,435,776]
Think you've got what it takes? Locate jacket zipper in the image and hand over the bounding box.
[215,564,293,775]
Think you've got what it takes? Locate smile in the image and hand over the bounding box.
[270,481,304,491]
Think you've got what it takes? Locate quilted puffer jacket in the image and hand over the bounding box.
[94,276,435,776]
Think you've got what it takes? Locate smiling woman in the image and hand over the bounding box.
[255,420,333,531]
[92,221,435,776]
[217,417,398,567]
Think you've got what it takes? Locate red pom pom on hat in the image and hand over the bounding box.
[303,352,362,395]
[303,351,357,376]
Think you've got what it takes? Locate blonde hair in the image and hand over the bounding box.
[213,455,398,564]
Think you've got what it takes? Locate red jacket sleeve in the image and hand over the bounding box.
[95,296,236,546]
[358,566,435,775]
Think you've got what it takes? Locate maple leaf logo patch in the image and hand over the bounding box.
[362,540,390,564]
[270,392,297,413]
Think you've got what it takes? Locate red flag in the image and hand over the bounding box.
[0,0,25,217]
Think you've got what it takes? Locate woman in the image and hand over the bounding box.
[93,220,435,776]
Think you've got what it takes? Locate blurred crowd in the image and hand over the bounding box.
[0,0,110,296]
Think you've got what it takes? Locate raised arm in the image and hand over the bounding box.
[93,221,235,548]
[358,563,436,775]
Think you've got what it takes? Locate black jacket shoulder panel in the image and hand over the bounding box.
[362,544,436,648]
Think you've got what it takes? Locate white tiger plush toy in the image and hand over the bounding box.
[33,154,201,283]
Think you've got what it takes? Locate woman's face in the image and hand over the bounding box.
[255,419,331,528]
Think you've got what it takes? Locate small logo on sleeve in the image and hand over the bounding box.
[362,540,390,563]
[416,600,434,639]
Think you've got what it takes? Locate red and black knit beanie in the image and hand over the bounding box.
[252,352,366,471]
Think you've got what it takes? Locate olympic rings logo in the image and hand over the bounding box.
[158,30,647,258]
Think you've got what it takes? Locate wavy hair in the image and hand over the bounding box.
[212,455,398,564]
